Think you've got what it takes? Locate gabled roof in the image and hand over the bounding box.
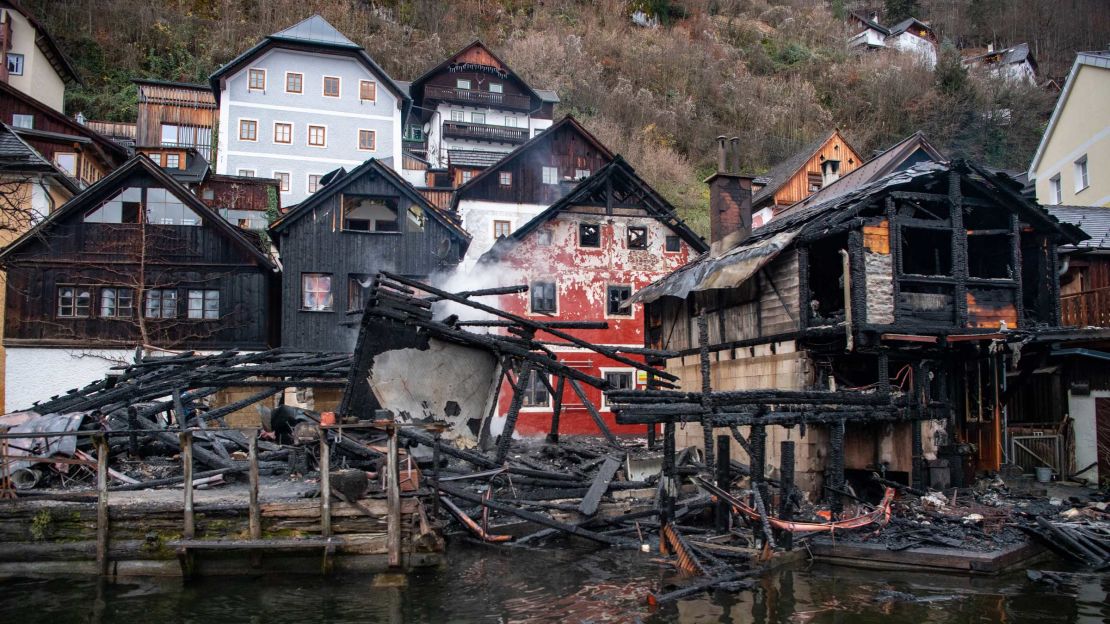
[1028,50,1110,176]
[1044,205,1110,250]
[751,130,859,208]
[849,11,890,36]
[208,14,408,108]
[478,156,707,264]
[963,43,1036,69]
[0,80,128,166]
[447,149,507,169]
[0,123,80,193]
[408,40,548,107]
[450,115,615,209]
[1,1,82,85]
[888,17,933,37]
[0,154,276,270]
[268,157,470,245]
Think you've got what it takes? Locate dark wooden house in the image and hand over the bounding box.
[269,158,471,352]
[632,140,1084,496]
[0,154,279,353]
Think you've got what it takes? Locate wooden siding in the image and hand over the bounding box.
[772,132,863,207]
[275,168,466,352]
[135,83,217,149]
[198,175,278,214]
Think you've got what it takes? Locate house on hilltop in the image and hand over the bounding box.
[847,11,938,68]
[0,1,82,113]
[962,43,1038,85]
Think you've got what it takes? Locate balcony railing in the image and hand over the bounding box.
[425,85,532,111]
[1061,286,1110,327]
[442,121,528,145]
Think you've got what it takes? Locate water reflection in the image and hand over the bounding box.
[0,542,1106,624]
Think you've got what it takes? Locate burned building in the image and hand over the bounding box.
[630,138,1085,496]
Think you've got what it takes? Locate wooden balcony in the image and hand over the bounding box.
[441,121,528,145]
[425,85,532,111]
[1061,287,1110,327]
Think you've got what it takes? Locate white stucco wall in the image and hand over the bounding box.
[4,348,134,412]
[1068,389,1105,484]
[4,9,65,111]
[456,199,549,272]
[425,103,553,168]
[888,33,937,68]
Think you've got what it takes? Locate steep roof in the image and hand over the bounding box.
[478,156,707,263]
[1,1,82,85]
[1044,205,1110,250]
[0,80,128,166]
[408,40,550,107]
[0,122,80,192]
[751,130,859,208]
[450,115,616,209]
[888,18,933,37]
[0,154,277,269]
[963,43,1036,70]
[268,157,470,245]
[447,149,507,169]
[208,15,408,108]
[849,11,890,36]
[1028,50,1110,176]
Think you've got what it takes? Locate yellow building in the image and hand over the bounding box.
[1029,50,1110,207]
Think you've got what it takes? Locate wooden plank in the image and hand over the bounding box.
[248,433,260,540]
[386,426,402,568]
[180,431,194,540]
[579,456,623,516]
[881,333,939,343]
[95,435,109,576]
[167,537,345,550]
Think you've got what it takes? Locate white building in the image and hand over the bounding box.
[847,11,938,68]
[0,2,80,113]
[962,43,1038,85]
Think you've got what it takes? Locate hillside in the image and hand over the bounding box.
[27,0,1110,234]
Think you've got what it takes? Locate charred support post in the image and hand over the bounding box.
[912,419,925,491]
[496,361,533,464]
[698,312,715,470]
[95,435,109,576]
[661,420,676,552]
[750,424,768,537]
[569,378,619,447]
[127,406,139,458]
[546,376,566,444]
[829,419,845,515]
[949,170,969,325]
[248,432,260,540]
[911,361,926,491]
[320,432,331,538]
[180,431,194,539]
[715,435,731,531]
[779,440,795,551]
[386,423,402,569]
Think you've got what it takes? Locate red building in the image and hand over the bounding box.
[476,158,707,436]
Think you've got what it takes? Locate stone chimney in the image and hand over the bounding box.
[706,135,755,256]
[821,158,841,188]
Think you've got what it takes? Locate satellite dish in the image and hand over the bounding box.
[423,122,431,134]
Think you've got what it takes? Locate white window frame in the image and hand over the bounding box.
[456,78,471,90]
[599,368,636,411]
[273,171,291,193]
[529,280,558,315]
[301,273,334,312]
[519,369,554,412]
[6,52,23,76]
[237,118,259,142]
[499,171,512,187]
[604,283,635,319]
[322,75,341,98]
[164,153,181,169]
[284,71,303,94]
[358,129,376,152]
[273,121,293,145]
[11,113,32,129]
[489,82,503,94]
[99,287,134,319]
[237,168,256,177]
[247,67,266,91]
[307,173,322,194]
[1075,155,1089,193]
[504,117,517,128]
[575,169,591,180]
[1049,174,1062,205]
[450,110,464,122]
[307,124,327,148]
[471,112,486,124]
[359,80,377,102]
[186,289,220,320]
[542,166,558,185]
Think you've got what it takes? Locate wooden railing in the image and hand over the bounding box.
[441,121,528,145]
[1061,286,1110,327]
[425,85,532,110]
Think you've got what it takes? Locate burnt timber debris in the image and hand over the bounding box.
[0,271,1105,600]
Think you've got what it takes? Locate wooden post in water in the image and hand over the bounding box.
[95,434,109,576]
[180,431,194,539]
[248,432,260,540]
[320,431,331,538]
[386,423,402,569]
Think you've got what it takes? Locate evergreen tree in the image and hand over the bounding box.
[884,0,922,23]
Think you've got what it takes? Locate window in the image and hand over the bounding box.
[461,171,473,183]
[456,79,471,90]
[967,234,1014,279]
[6,53,23,76]
[808,173,823,193]
[471,112,486,124]
[1049,175,1062,205]
[542,166,559,185]
[11,114,32,129]
[1075,156,1089,193]
[627,226,647,249]
[302,274,333,311]
[404,125,423,141]
[239,119,257,141]
[348,274,371,312]
[607,285,632,316]
[522,370,550,407]
[54,153,77,176]
[164,153,180,169]
[343,196,399,232]
[274,122,292,144]
[323,76,340,98]
[602,371,633,408]
[57,286,91,318]
[237,169,256,177]
[145,289,177,319]
[308,125,326,147]
[359,80,376,101]
[574,169,591,180]
[665,235,681,252]
[308,174,322,194]
[100,288,133,319]
[504,117,517,127]
[579,223,600,247]
[536,229,553,246]
[248,68,265,90]
[494,220,511,238]
[274,172,290,193]
[83,186,202,226]
[187,290,220,320]
[900,227,953,276]
[286,72,303,94]
[531,281,556,313]
[489,83,503,94]
[359,129,376,151]
[499,171,512,187]
[450,110,464,122]
[160,124,211,149]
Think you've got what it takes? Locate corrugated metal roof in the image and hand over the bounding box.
[270,14,357,48]
[1044,205,1110,250]
[447,149,508,168]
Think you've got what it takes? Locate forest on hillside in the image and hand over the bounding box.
[28,0,1110,232]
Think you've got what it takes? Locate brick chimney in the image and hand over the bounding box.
[821,158,841,187]
[705,136,755,256]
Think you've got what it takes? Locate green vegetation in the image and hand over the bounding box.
[28,0,1105,234]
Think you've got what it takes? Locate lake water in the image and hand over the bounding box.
[0,540,1107,623]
